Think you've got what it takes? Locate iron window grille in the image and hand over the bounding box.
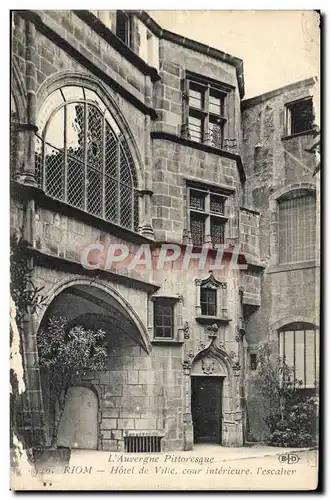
[124,435,162,453]
[153,298,175,339]
[278,323,319,389]
[285,97,314,136]
[35,86,139,232]
[188,186,228,248]
[182,77,230,149]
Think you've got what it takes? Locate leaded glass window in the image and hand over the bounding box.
[35,86,138,231]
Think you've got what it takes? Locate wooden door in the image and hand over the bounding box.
[191,377,223,444]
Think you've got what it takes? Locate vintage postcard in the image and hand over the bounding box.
[10,9,320,491]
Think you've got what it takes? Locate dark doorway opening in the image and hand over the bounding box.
[191,376,223,444]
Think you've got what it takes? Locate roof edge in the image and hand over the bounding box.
[133,10,245,99]
[242,76,317,109]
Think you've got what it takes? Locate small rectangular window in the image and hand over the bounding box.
[190,190,206,211]
[188,114,203,142]
[190,212,206,247]
[286,98,314,136]
[210,194,225,215]
[250,353,257,371]
[207,119,223,148]
[189,86,204,110]
[210,217,225,246]
[200,288,217,316]
[209,89,225,116]
[154,300,174,338]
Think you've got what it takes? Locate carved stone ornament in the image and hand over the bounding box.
[206,323,219,338]
[183,321,190,339]
[183,350,195,373]
[202,357,215,375]
[218,341,226,352]
[232,360,241,376]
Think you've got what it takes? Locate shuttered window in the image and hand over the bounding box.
[278,192,316,263]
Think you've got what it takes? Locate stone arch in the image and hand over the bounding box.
[269,181,316,202]
[36,277,151,354]
[35,70,144,188]
[184,338,243,448]
[269,315,319,343]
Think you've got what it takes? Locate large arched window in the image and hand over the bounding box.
[278,189,316,264]
[278,322,319,389]
[35,86,138,231]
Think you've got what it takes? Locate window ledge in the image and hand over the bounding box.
[151,339,184,346]
[151,294,181,302]
[11,181,154,245]
[281,130,315,141]
[267,260,316,274]
[196,315,231,325]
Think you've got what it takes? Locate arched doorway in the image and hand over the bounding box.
[57,386,98,449]
[185,337,243,448]
[37,279,151,450]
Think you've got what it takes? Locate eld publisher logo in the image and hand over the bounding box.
[278,453,300,465]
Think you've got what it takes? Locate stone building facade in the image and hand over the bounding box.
[10,10,319,451]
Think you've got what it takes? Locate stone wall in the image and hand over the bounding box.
[241,79,319,441]
[151,139,241,243]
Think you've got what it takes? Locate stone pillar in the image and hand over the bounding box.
[17,20,38,187]
[182,362,193,451]
[19,308,46,448]
[194,279,202,316]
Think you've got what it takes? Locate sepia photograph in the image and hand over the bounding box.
[9,8,320,491]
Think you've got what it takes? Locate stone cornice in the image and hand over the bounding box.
[26,246,160,293]
[73,10,161,82]
[242,77,317,109]
[133,11,245,99]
